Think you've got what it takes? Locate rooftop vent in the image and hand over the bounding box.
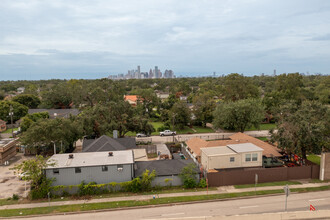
[108,152,113,157]
[68,154,74,159]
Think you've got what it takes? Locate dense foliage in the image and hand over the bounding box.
[1,73,329,158]
[213,99,264,132]
[270,101,330,159]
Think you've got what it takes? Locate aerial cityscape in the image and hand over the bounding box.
[0,1,330,220]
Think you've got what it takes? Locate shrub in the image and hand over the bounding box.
[179,164,198,188]
[12,194,19,200]
[30,177,53,200]
[198,178,207,188]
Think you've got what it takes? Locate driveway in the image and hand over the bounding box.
[0,153,31,199]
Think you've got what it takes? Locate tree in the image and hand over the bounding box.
[78,101,154,138]
[270,101,330,159]
[140,169,156,191]
[274,73,303,101]
[12,155,55,199]
[213,99,265,132]
[192,92,216,127]
[12,94,41,108]
[222,73,260,101]
[135,88,160,117]
[179,163,198,188]
[20,112,50,132]
[40,83,73,109]
[20,118,81,154]
[0,101,28,123]
[315,76,330,104]
[12,155,54,188]
[170,102,191,130]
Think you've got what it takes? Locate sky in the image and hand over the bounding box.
[1,0,330,80]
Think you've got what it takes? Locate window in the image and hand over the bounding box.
[252,153,258,161]
[230,157,235,162]
[53,169,59,174]
[75,167,81,173]
[102,165,108,172]
[117,165,123,171]
[245,154,251,162]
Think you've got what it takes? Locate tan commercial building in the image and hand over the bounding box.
[201,143,263,171]
[0,138,18,164]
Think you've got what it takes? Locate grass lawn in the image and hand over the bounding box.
[307,154,321,165]
[2,185,330,217]
[234,181,302,189]
[193,126,214,133]
[0,187,217,207]
[0,127,19,134]
[245,123,276,131]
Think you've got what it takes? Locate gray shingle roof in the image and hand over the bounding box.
[135,159,198,177]
[83,135,136,152]
[28,109,80,119]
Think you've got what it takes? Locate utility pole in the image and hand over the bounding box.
[172,113,176,143]
[9,105,14,138]
[53,142,56,155]
[284,184,290,211]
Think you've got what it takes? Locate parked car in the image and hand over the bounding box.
[18,172,29,180]
[159,130,176,136]
[136,133,150,138]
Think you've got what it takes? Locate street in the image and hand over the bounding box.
[11,190,330,220]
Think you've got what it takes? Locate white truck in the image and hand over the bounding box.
[160,130,176,136]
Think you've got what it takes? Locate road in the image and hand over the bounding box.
[12,191,330,220]
[137,130,271,143]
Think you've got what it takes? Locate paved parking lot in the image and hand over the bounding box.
[0,153,30,199]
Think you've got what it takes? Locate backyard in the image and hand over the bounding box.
[126,121,214,136]
[245,123,276,131]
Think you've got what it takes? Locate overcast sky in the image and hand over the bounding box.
[1,0,330,80]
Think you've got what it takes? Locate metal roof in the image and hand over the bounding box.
[227,143,264,153]
[46,150,134,169]
[201,146,236,156]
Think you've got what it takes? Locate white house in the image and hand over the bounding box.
[201,143,263,171]
[45,151,134,186]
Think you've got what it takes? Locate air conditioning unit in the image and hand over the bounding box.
[117,167,123,172]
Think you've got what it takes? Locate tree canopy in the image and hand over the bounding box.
[270,101,330,159]
[12,94,41,108]
[0,101,28,123]
[213,99,265,132]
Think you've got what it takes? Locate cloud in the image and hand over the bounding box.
[1,0,330,79]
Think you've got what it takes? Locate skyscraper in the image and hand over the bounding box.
[137,65,141,79]
[155,66,159,78]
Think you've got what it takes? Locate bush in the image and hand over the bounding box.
[30,177,53,200]
[179,164,198,189]
[198,178,207,188]
[157,125,170,132]
[78,181,101,196]
[12,194,19,200]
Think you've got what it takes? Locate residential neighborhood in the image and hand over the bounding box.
[1,1,330,218]
[0,73,329,219]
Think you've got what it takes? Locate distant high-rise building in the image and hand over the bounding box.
[149,69,153,78]
[273,69,276,76]
[137,65,141,79]
[155,66,159,78]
